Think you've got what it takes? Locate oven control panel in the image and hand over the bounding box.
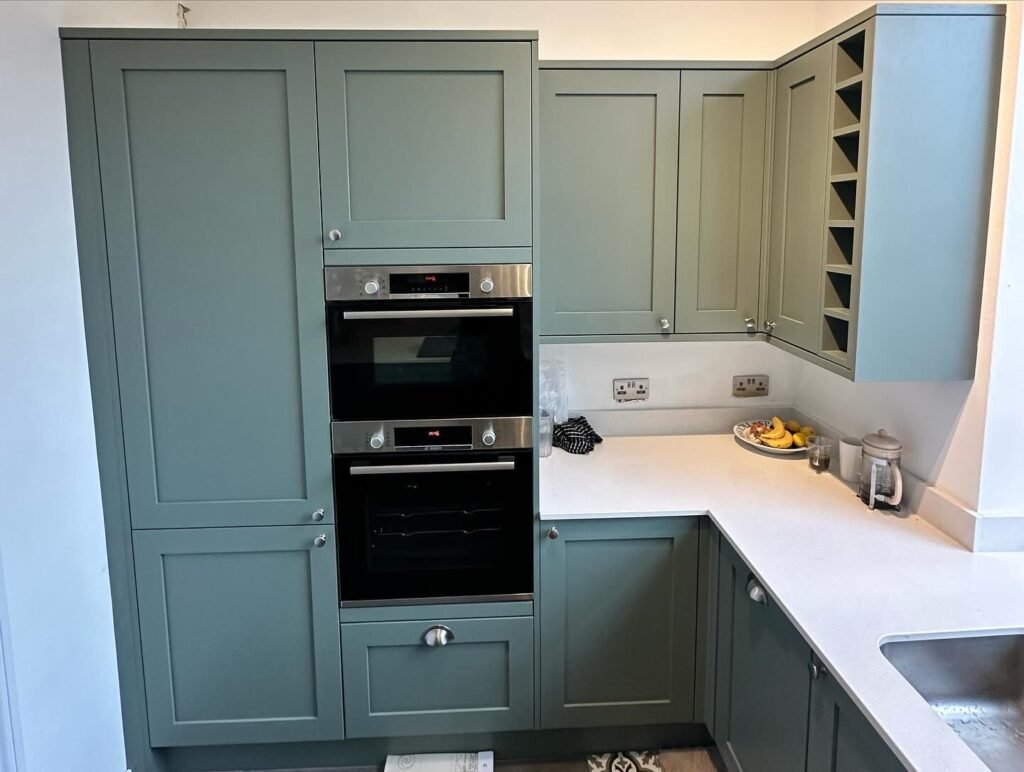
[332,417,532,454]
[325,264,532,301]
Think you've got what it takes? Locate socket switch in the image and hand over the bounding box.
[732,374,769,398]
[613,378,649,402]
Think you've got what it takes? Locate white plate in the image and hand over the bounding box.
[733,420,807,455]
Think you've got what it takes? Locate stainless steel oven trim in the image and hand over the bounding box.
[332,416,533,454]
[340,593,535,608]
[325,263,532,301]
[349,460,515,475]
[341,307,515,320]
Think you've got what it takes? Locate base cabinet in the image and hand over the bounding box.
[340,616,535,738]
[133,526,344,747]
[539,517,700,728]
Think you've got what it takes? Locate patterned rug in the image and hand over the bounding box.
[586,751,663,772]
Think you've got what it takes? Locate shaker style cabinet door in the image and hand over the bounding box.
[676,71,767,333]
[90,42,333,529]
[539,518,699,728]
[315,42,532,249]
[714,541,811,772]
[539,70,680,335]
[133,526,343,747]
[765,44,833,351]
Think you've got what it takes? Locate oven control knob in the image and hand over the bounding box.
[363,280,380,296]
[479,277,495,294]
[481,428,496,447]
[369,429,385,450]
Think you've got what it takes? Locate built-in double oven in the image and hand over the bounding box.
[326,264,533,606]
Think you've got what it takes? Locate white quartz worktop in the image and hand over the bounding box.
[541,434,1024,772]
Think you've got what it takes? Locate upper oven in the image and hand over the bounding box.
[325,264,533,422]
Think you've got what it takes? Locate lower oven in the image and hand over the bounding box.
[332,419,533,606]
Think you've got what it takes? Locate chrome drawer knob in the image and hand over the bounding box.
[547,527,559,540]
[746,576,767,605]
[764,320,777,334]
[659,318,671,332]
[809,661,829,680]
[311,508,325,522]
[745,317,756,332]
[423,625,454,647]
[327,228,343,241]
[313,534,327,548]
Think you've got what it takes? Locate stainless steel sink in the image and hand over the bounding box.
[881,634,1024,771]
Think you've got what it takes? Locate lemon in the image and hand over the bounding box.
[799,425,816,436]
[793,432,808,447]
[784,419,801,433]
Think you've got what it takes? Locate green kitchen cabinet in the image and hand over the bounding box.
[539,70,680,335]
[714,540,811,772]
[315,41,532,251]
[341,615,535,738]
[807,658,905,772]
[539,517,699,728]
[133,526,344,747]
[765,43,833,353]
[89,41,333,529]
[676,71,768,333]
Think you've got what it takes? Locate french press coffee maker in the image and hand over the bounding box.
[859,429,903,510]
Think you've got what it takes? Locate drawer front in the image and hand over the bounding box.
[341,616,534,737]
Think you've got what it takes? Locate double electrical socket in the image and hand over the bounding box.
[732,374,770,397]
[613,378,649,402]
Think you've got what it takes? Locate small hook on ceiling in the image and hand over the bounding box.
[177,3,191,29]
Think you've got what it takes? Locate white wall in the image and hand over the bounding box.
[0,2,1017,770]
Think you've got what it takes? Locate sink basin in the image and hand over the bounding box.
[881,634,1024,771]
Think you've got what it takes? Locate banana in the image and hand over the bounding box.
[761,416,787,440]
[763,430,794,449]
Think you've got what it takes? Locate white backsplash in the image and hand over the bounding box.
[541,341,800,412]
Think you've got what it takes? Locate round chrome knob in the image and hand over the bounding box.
[313,534,327,548]
[764,320,777,334]
[547,527,559,540]
[327,228,342,241]
[659,318,671,332]
[423,625,454,647]
[809,661,829,680]
[481,429,496,446]
[746,576,768,605]
[311,508,325,522]
[363,280,380,295]
[480,277,495,293]
[369,430,385,450]
[744,317,756,332]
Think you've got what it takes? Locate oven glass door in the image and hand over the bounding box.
[327,300,532,421]
[335,450,533,604]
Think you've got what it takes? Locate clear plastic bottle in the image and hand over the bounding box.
[538,410,553,457]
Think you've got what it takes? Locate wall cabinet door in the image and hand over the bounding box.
[539,518,699,728]
[676,71,767,333]
[341,616,534,738]
[90,42,333,529]
[808,662,906,771]
[539,70,679,335]
[715,541,811,772]
[316,42,532,250]
[133,526,343,747]
[766,44,833,351]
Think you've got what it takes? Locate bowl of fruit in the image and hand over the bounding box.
[734,417,817,455]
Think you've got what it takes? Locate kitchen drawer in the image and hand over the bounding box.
[340,615,534,738]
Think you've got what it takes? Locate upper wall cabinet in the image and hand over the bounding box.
[316,42,533,252]
[765,44,833,354]
[539,70,680,335]
[677,71,768,333]
[766,14,1003,380]
[90,41,334,529]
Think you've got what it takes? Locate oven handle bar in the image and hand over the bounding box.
[348,461,515,476]
[342,308,515,320]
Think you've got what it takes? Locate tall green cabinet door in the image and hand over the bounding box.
[766,44,833,351]
[807,664,906,771]
[539,70,680,335]
[315,42,532,249]
[90,42,332,529]
[715,541,811,772]
[676,71,767,333]
[539,518,699,728]
[133,526,344,746]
